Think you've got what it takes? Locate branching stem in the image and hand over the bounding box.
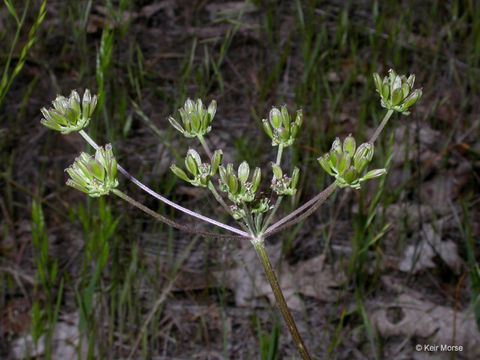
[79,130,249,237]
[264,181,337,238]
[112,189,248,240]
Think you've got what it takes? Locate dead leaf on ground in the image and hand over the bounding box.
[398,223,462,275]
[226,244,345,311]
[371,293,480,359]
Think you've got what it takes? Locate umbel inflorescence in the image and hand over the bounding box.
[40,69,421,360]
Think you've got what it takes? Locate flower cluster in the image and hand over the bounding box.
[41,89,97,134]
[271,164,300,196]
[262,106,303,147]
[218,161,261,204]
[168,98,217,138]
[65,144,118,197]
[318,135,386,189]
[373,69,422,115]
[170,148,222,187]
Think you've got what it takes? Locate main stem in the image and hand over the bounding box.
[252,238,312,360]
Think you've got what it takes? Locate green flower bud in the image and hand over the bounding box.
[207,100,217,122]
[269,107,282,129]
[170,164,191,183]
[281,105,290,131]
[251,167,261,192]
[262,119,274,139]
[238,161,250,184]
[354,142,374,164]
[185,149,201,176]
[295,110,303,127]
[318,153,334,176]
[168,116,184,134]
[343,134,356,157]
[271,163,283,179]
[69,90,81,116]
[228,173,239,195]
[210,149,223,175]
[360,168,387,181]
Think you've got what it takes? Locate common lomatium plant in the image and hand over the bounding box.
[40,69,421,360]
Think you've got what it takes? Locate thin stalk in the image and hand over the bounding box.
[262,144,285,231]
[208,181,250,234]
[275,143,284,166]
[197,134,213,159]
[369,109,393,144]
[252,238,312,360]
[112,189,248,240]
[208,181,232,215]
[264,181,337,238]
[261,195,283,233]
[79,130,249,237]
[242,202,255,235]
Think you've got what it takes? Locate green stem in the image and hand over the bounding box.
[276,143,284,166]
[264,181,337,238]
[111,189,247,240]
[262,144,285,232]
[208,181,232,215]
[252,238,312,360]
[208,181,250,234]
[197,134,213,159]
[369,109,393,144]
[242,202,256,235]
[261,195,283,233]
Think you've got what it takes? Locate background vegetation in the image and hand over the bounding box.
[0,0,479,359]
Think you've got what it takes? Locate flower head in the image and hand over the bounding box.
[262,106,303,147]
[170,148,223,187]
[41,89,98,134]
[65,144,118,197]
[318,135,386,189]
[218,161,261,204]
[373,69,422,115]
[168,98,216,138]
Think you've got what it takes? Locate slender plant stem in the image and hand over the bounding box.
[252,238,312,360]
[276,143,284,166]
[262,144,285,231]
[208,181,232,215]
[264,181,337,237]
[261,195,283,233]
[79,130,249,237]
[369,109,393,144]
[111,189,248,240]
[207,181,250,234]
[197,134,213,159]
[242,202,255,235]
